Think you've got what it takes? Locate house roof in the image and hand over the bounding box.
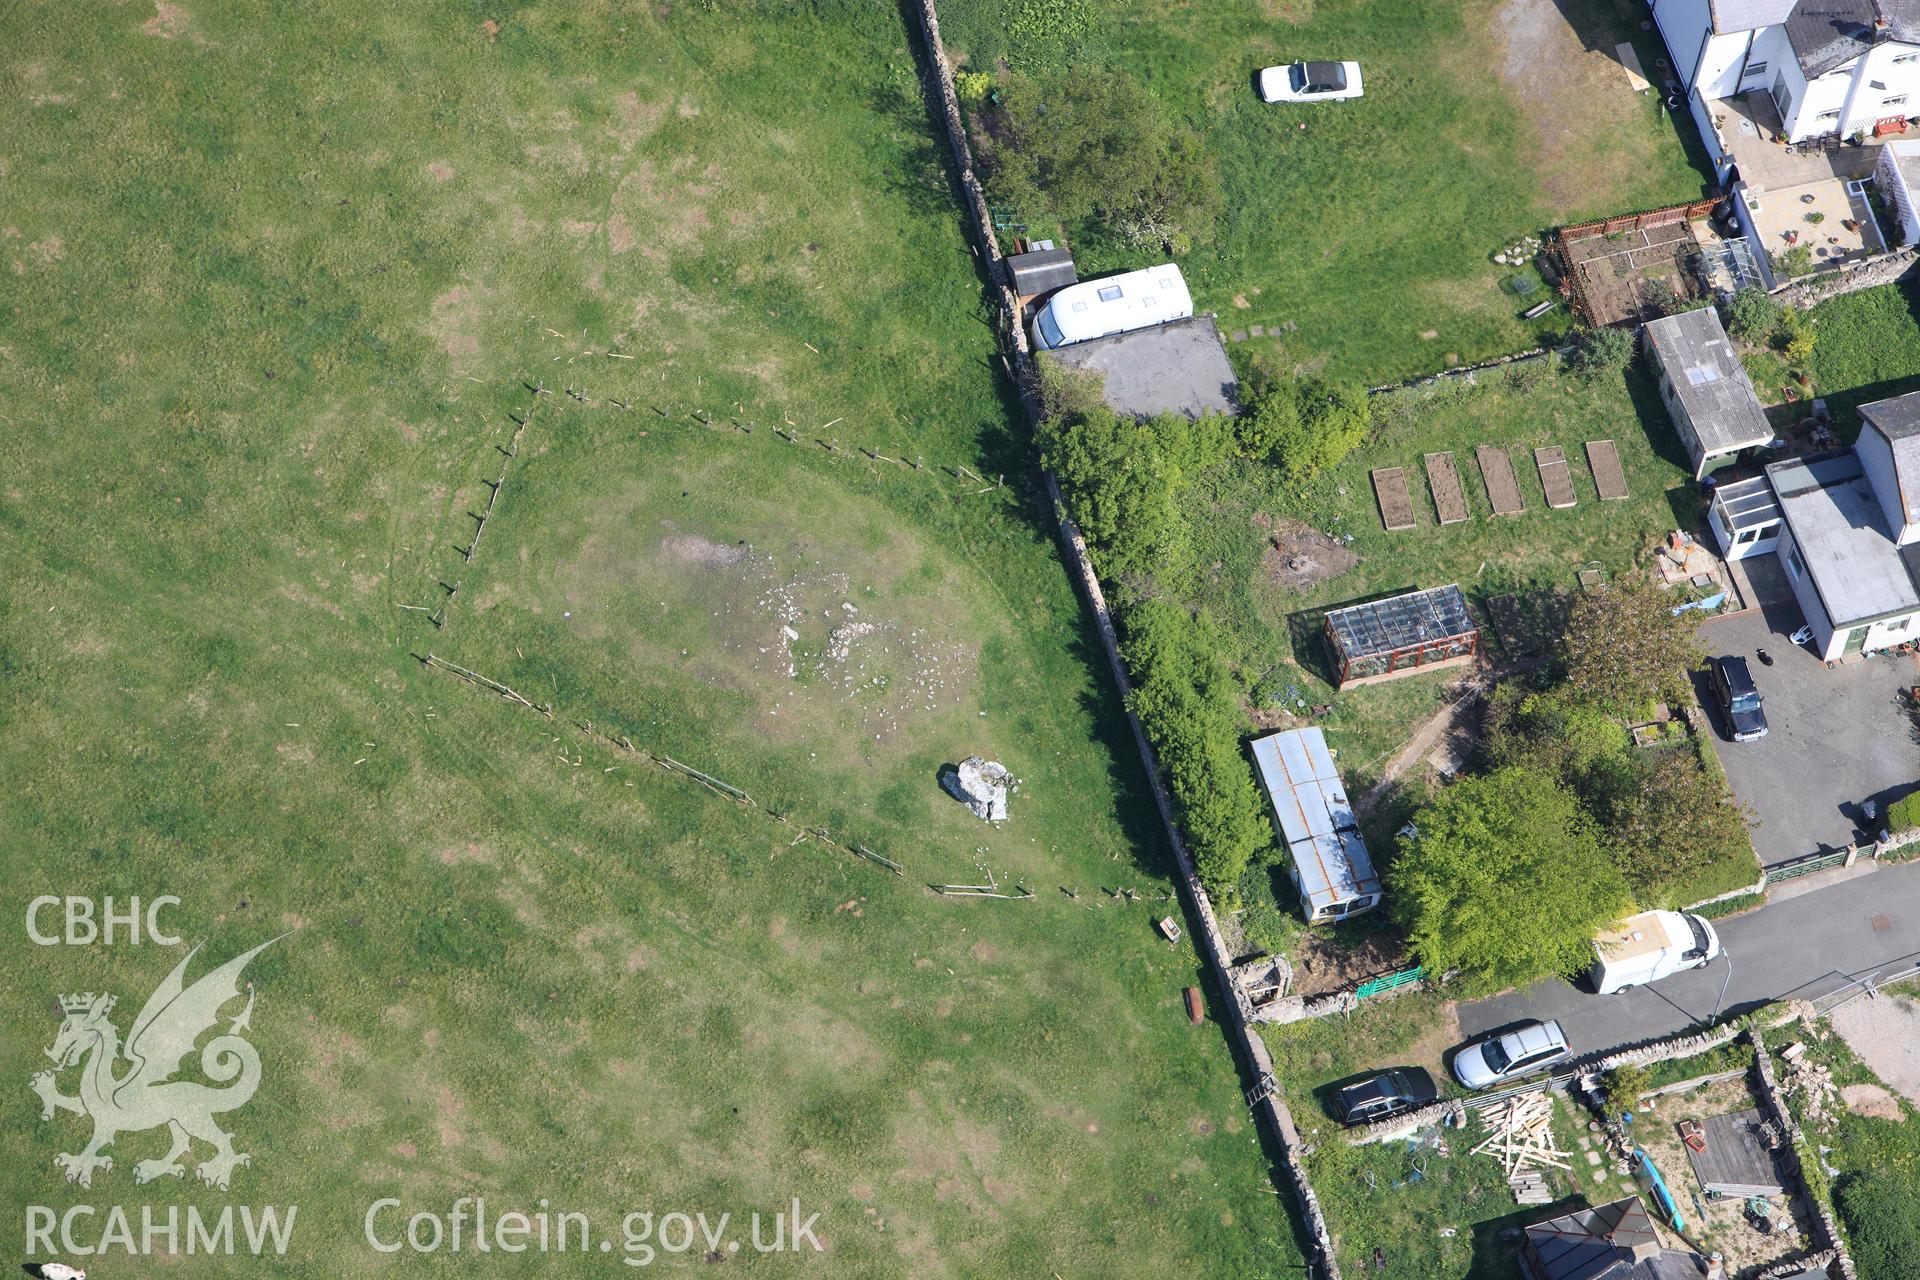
[1643,309,1772,460]
[1710,0,1797,35]
[1041,315,1239,419]
[1519,1198,1701,1280]
[1861,389,1920,528]
[1862,387,1920,440]
[1771,450,1920,625]
[1783,0,1920,79]
[1521,1198,1655,1280]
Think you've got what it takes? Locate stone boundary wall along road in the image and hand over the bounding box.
[906,1,1342,1275]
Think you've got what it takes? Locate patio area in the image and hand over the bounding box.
[1748,177,1884,269]
[1704,92,1887,271]
[1708,92,1879,194]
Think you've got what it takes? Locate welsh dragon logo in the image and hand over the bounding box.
[30,936,282,1191]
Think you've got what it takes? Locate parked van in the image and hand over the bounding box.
[1028,264,1193,350]
[1589,910,1720,995]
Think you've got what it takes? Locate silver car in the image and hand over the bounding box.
[1452,1019,1571,1090]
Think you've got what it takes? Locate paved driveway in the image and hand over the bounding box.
[1458,859,1920,1055]
[1697,580,1920,866]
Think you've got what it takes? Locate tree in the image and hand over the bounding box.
[1123,601,1271,898]
[1038,406,1182,577]
[1566,325,1635,380]
[1837,1171,1920,1280]
[1232,376,1370,485]
[1558,577,1702,715]
[1722,288,1780,345]
[1390,767,1632,991]
[984,72,1219,248]
[1582,749,1752,896]
[1483,686,1631,783]
[1485,684,1751,897]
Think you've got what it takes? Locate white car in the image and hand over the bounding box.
[1258,60,1364,104]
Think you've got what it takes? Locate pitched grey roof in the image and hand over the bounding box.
[1643,309,1772,459]
[1712,0,1797,33]
[1784,0,1920,79]
[1861,390,1920,527]
[1770,450,1920,625]
[1862,388,1920,440]
[1520,1199,1657,1280]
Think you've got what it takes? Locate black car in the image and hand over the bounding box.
[1709,655,1768,742]
[1333,1068,1438,1127]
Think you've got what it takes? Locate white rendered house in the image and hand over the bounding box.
[1653,0,1920,143]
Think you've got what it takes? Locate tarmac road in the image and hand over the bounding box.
[1457,859,1920,1057]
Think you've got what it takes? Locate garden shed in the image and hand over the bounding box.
[1248,727,1382,923]
[1322,584,1479,688]
[1643,307,1772,480]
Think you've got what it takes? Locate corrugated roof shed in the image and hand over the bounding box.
[1248,728,1380,914]
[1644,309,1772,461]
[1005,246,1077,297]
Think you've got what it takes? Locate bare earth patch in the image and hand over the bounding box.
[1291,929,1408,998]
[1841,1081,1904,1120]
[1496,0,1674,215]
[429,284,482,360]
[1827,992,1920,1106]
[426,161,455,182]
[142,0,191,38]
[1256,514,1359,593]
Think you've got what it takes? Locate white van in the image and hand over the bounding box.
[1029,264,1193,350]
[1589,910,1720,995]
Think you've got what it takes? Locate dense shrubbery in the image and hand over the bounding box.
[1040,371,1367,581]
[1837,1171,1920,1280]
[1038,368,1368,901]
[1484,685,1751,900]
[1566,325,1635,380]
[980,71,1219,251]
[1390,766,1632,991]
[1038,403,1235,580]
[1122,601,1272,898]
[1888,791,1920,835]
[1235,376,1372,486]
[1721,288,1780,345]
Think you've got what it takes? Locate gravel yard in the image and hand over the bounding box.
[1827,991,1920,1105]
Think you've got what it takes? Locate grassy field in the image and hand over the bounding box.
[1807,280,1920,432]
[0,1,1300,1274]
[943,0,1712,379]
[1775,1021,1920,1280]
